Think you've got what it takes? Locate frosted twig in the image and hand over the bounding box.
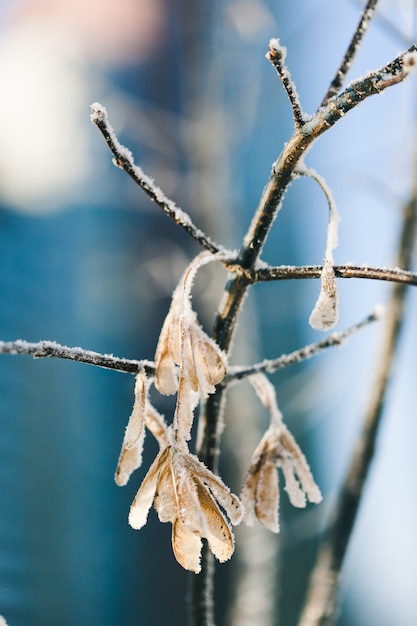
[0,339,155,376]
[298,153,417,626]
[226,309,381,382]
[236,43,417,274]
[320,0,379,107]
[253,264,417,286]
[90,103,227,256]
[192,38,417,626]
[267,39,306,128]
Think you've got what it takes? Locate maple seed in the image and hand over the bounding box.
[128,432,243,573]
[241,374,322,532]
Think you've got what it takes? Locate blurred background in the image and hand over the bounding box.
[0,1,416,625]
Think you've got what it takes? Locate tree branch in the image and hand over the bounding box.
[297,148,417,626]
[0,339,154,376]
[320,0,379,107]
[226,309,381,382]
[90,103,227,256]
[253,264,417,286]
[192,41,417,625]
[267,39,306,129]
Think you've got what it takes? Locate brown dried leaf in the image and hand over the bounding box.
[154,346,178,395]
[114,371,147,486]
[190,327,227,397]
[115,446,144,488]
[186,453,243,525]
[172,518,202,573]
[173,370,200,441]
[129,447,170,530]
[194,476,235,563]
[124,372,147,449]
[199,333,228,386]
[254,461,279,533]
[280,427,322,505]
[145,403,168,449]
[154,463,177,523]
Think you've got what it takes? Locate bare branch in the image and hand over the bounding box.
[298,150,417,626]
[320,0,379,107]
[236,43,417,274]
[90,103,228,256]
[267,39,306,129]
[0,339,155,376]
[190,37,417,626]
[226,309,381,382]
[253,264,417,286]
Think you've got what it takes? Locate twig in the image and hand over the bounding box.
[226,309,381,382]
[253,264,417,286]
[267,39,306,129]
[0,339,154,376]
[192,42,417,626]
[237,43,417,275]
[0,308,379,396]
[90,103,227,256]
[297,151,417,626]
[320,0,379,107]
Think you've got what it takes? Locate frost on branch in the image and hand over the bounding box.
[128,429,243,573]
[154,252,228,440]
[241,374,322,532]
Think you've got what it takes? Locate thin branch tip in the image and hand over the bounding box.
[0,339,154,376]
[90,102,107,124]
[90,103,225,255]
[267,37,305,129]
[267,38,286,61]
[320,0,379,106]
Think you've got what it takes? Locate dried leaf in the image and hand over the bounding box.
[194,476,235,563]
[241,375,322,531]
[145,403,168,449]
[114,371,147,486]
[172,518,202,573]
[254,461,279,533]
[249,373,283,426]
[309,261,339,330]
[191,326,227,397]
[127,435,242,572]
[280,428,322,504]
[155,306,178,395]
[186,453,243,525]
[155,347,178,395]
[124,372,147,450]
[115,446,145,488]
[174,370,200,441]
[129,447,170,529]
[280,456,306,507]
[154,463,177,523]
